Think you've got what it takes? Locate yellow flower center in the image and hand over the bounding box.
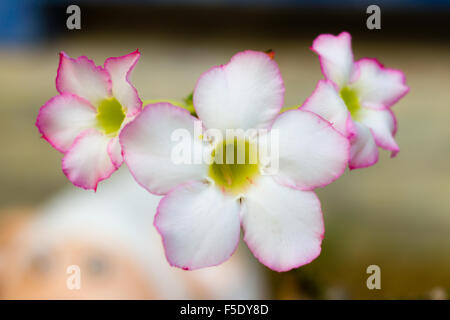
[340,87,361,119]
[208,138,260,195]
[96,97,126,135]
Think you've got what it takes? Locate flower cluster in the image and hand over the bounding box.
[36,32,408,271]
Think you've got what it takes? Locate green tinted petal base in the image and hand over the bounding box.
[340,87,361,119]
[96,97,126,135]
[209,138,259,195]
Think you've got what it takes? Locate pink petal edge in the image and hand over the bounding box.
[56,51,112,97]
[242,183,324,272]
[300,79,353,138]
[278,109,350,191]
[104,49,143,117]
[353,57,410,109]
[61,129,117,191]
[119,102,202,196]
[348,127,380,171]
[192,49,285,128]
[373,108,400,157]
[35,93,96,153]
[107,138,124,169]
[310,31,353,87]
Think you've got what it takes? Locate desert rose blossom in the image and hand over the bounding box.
[302,32,409,169]
[120,50,349,272]
[36,50,142,190]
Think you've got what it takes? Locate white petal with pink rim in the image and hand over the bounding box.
[311,31,354,88]
[241,176,324,272]
[193,50,284,133]
[301,80,351,137]
[271,110,349,191]
[154,181,241,270]
[104,50,142,116]
[120,103,209,195]
[348,122,379,170]
[36,93,97,153]
[349,58,409,109]
[56,52,112,105]
[62,129,116,191]
[358,107,399,156]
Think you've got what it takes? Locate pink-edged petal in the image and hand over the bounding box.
[359,107,399,156]
[36,93,97,153]
[154,181,241,270]
[107,136,123,168]
[104,50,142,116]
[348,122,379,170]
[241,176,323,272]
[62,129,116,190]
[311,31,354,88]
[193,50,284,132]
[301,80,350,136]
[350,58,409,109]
[271,110,349,191]
[120,103,208,195]
[56,52,112,105]
[346,113,357,139]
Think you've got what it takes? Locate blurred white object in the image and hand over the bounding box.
[0,168,267,299]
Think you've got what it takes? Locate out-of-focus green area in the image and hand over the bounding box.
[0,8,449,299]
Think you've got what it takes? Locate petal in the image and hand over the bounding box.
[301,80,350,136]
[154,181,241,270]
[107,136,123,168]
[270,110,349,191]
[62,129,116,190]
[346,113,357,139]
[359,107,399,156]
[56,52,112,105]
[120,103,208,195]
[241,176,323,272]
[348,122,379,170]
[350,58,409,109]
[311,31,354,88]
[104,50,142,116]
[36,93,97,153]
[193,50,284,132]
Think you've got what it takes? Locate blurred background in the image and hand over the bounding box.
[0,0,449,299]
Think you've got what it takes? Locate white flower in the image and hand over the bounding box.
[36,51,142,190]
[303,32,409,169]
[120,51,349,271]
